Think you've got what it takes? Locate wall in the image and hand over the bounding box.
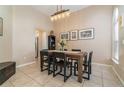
[12,6,53,66]
[0,6,13,63]
[53,6,113,64]
[112,6,124,83]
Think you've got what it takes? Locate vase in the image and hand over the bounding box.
[62,47,64,51]
[60,46,64,51]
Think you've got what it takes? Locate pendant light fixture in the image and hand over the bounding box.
[50,5,70,21]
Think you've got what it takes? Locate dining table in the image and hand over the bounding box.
[47,50,86,83]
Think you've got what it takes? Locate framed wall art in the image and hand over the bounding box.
[60,32,69,40]
[0,17,3,36]
[70,30,78,40]
[79,28,94,40]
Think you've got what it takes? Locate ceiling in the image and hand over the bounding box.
[32,5,90,16]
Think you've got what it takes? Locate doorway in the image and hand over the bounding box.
[35,30,39,58]
[35,30,48,59]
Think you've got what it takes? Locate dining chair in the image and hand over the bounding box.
[69,49,81,75]
[74,51,93,80]
[40,49,53,73]
[53,52,72,82]
[72,49,81,52]
[40,49,48,71]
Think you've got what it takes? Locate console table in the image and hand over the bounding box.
[0,62,16,85]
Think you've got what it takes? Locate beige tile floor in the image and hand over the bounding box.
[0,61,123,87]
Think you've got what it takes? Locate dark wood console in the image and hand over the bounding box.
[0,62,16,85]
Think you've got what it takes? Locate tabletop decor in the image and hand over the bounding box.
[58,39,67,51]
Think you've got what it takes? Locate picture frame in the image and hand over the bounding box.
[60,32,69,40]
[79,28,94,40]
[70,30,78,40]
[0,17,3,36]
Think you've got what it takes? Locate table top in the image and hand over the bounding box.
[48,50,86,57]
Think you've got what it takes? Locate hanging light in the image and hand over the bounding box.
[51,5,70,21]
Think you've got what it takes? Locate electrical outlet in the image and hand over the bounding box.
[24,57,26,59]
[122,40,124,45]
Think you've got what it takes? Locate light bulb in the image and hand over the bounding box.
[58,14,61,19]
[66,12,70,16]
[51,17,54,21]
[62,13,65,18]
[54,16,57,20]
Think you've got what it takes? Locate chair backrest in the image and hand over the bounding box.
[40,50,48,56]
[84,53,88,64]
[64,49,68,51]
[72,49,81,52]
[88,51,93,64]
[53,52,66,59]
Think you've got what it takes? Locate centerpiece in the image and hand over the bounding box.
[58,39,66,51]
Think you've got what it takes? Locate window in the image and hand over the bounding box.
[112,7,119,64]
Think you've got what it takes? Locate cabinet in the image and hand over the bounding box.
[48,35,56,50]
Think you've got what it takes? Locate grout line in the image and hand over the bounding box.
[18,69,42,86]
[101,67,104,87]
[9,80,15,87]
[92,62,124,86]
[112,66,124,86]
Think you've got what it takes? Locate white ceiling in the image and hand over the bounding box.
[32,5,90,16]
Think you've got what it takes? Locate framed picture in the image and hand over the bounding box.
[0,17,3,36]
[60,32,69,40]
[70,30,78,40]
[79,28,94,40]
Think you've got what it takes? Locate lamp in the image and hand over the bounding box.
[50,5,70,21]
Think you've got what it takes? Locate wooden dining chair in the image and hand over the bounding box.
[72,49,81,52]
[40,49,53,73]
[74,51,93,80]
[69,49,81,75]
[53,52,72,82]
[40,50,49,71]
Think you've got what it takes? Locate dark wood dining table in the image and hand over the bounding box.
[47,50,86,83]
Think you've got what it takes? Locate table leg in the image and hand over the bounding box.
[78,56,83,83]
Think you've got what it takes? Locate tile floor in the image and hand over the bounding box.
[0,61,123,87]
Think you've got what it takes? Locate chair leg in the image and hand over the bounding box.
[53,62,55,77]
[90,65,91,74]
[84,66,87,72]
[70,63,72,76]
[60,66,62,73]
[40,58,44,72]
[48,58,51,75]
[87,65,90,80]
[64,63,67,82]
[48,63,50,75]
[74,63,77,76]
[76,63,78,71]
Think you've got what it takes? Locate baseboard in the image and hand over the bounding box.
[16,61,35,68]
[92,62,124,86]
[112,66,124,86]
[92,62,112,67]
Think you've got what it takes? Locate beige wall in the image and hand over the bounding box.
[0,6,13,63]
[53,6,113,64]
[112,6,124,83]
[12,6,53,66]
